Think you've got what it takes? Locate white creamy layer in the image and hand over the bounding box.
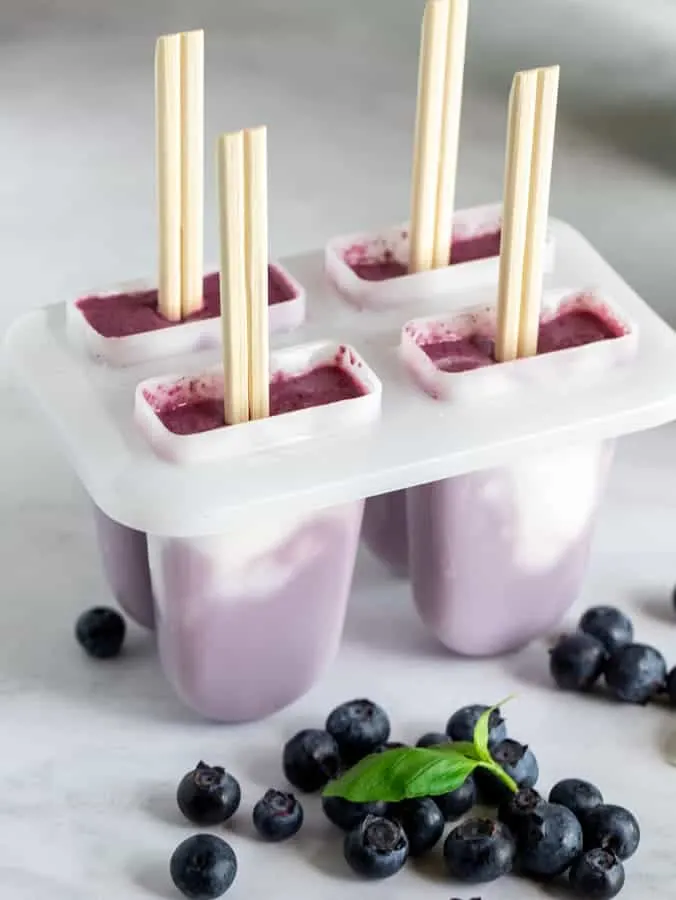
[147,502,359,607]
[480,443,609,571]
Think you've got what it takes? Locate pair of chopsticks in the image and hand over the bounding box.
[495,66,560,362]
[409,0,469,274]
[156,30,204,322]
[218,128,270,426]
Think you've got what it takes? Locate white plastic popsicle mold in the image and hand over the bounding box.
[66,261,306,367]
[6,208,676,539]
[401,288,638,403]
[325,202,554,310]
[135,340,382,465]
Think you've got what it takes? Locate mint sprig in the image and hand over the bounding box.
[322,697,517,803]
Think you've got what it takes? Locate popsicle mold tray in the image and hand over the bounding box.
[7,206,676,540]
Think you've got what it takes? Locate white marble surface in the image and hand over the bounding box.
[3,1,676,897]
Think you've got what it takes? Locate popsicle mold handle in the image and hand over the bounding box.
[66,261,305,367]
[324,203,555,311]
[134,340,383,465]
[401,288,638,403]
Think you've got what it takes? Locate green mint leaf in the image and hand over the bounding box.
[322,747,480,803]
[432,740,481,761]
[473,695,514,763]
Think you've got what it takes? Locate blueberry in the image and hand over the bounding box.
[431,774,476,821]
[282,729,341,792]
[549,633,607,691]
[581,804,640,860]
[549,778,604,821]
[446,704,507,746]
[343,815,409,879]
[443,818,516,883]
[75,607,126,659]
[579,606,633,654]
[416,731,451,748]
[517,801,583,878]
[322,795,389,831]
[569,848,625,898]
[498,787,546,837]
[170,834,237,899]
[604,643,667,704]
[476,739,538,804]
[389,798,444,857]
[177,762,241,826]
[326,699,390,764]
[252,789,303,841]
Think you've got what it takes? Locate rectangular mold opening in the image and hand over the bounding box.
[135,340,383,463]
[67,263,305,367]
[400,289,638,403]
[325,203,555,311]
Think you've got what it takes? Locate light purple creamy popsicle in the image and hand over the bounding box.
[92,359,368,720]
[404,302,626,654]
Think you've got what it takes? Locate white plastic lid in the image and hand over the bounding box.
[6,213,676,537]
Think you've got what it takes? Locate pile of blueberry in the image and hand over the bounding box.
[550,604,676,704]
[167,698,639,899]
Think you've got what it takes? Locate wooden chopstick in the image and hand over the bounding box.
[409,0,450,274]
[217,132,250,425]
[244,126,270,421]
[180,30,205,318]
[517,66,560,358]
[432,0,469,269]
[495,69,538,363]
[155,34,182,322]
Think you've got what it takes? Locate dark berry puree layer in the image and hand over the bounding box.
[151,360,367,436]
[348,229,501,282]
[77,267,297,338]
[421,307,624,374]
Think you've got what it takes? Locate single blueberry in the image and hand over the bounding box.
[252,789,303,841]
[326,699,391,764]
[476,739,539,804]
[282,729,341,792]
[569,848,625,899]
[75,607,126,659]
[389,797,444,857]
[579,606,633,654]
[343,815,409,879]
[416,731,451,748]
[549,633,607,692]
[170,834,237,899]
[604,643,667,704]
[322,795,389,831]
[177,761,241,826]
[517,801,583,878]
[443,818,516,883]
[549,778,603,821]
[445,704,507,746]
[431,774,476,821]
[581,804,640,860]
[498,787,546,837]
